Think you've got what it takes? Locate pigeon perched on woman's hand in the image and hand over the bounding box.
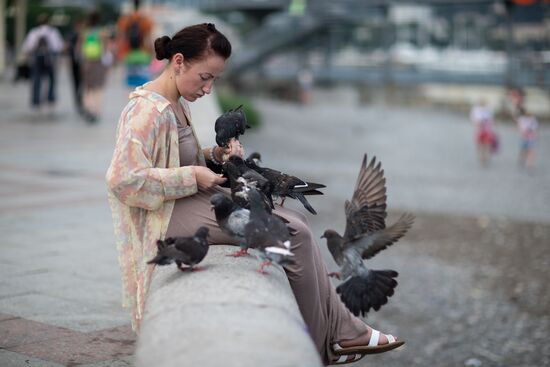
[147,226,210,272]
[321,154,414,317]
[215,105,250,148]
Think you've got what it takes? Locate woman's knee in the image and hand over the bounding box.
[288,220,315,253]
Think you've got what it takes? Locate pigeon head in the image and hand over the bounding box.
[247,152,261,161]
[157,237,176,250]
[210,193,235,219]
[247,152,261,163]
[321,229,342,241]
[156,239,166,250]
[194,226,210,241]
[222,161,241,181]
[227,155,246,168]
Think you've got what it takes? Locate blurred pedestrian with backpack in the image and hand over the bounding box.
[80,11,113,123]
[116,0,154,87]
[21,13,64,115]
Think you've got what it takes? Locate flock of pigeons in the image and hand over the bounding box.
[147,106,415,317]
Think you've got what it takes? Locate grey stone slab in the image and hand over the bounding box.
[0,349,64,367]
[138,304,320,367]
[136,245,322,367]
[148,246,299,311]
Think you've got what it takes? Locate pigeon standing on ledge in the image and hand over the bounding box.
[215,104,250,148]
[244,188,295,273]
[210,193,251,257]
[321,154,414,316]
[147,226,210,272]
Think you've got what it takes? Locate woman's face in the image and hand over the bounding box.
[174,53,227,102]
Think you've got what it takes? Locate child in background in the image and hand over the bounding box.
[516,108,538,172]
[470,99,498,166]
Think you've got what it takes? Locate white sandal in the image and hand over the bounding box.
[332,328,404,355]
[331,353,365,365]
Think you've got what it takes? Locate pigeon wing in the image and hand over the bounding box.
[343,154,388,242]
[156,245,191,264]
[174,237,208,265]
[349,213,415,260]
[226,208,250,238]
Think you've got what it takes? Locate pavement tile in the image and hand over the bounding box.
[11,326,134,366]
[0,313,18,322]
[0,316,77,348]
[0,349,65,367]
[77,355,133,367]
[86,323,135,343]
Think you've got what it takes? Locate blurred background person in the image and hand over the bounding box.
[297,66,314,105]
[66,17,85,114]
[116,0,154,87]
[470,98,498,167]
[516,107,538,172]
[80,10,113,123]
[21,13,64,115]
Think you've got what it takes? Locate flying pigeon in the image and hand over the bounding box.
[243,152,325,215]
[321,154,414,317]
[244,188,295,273]
[215,104,251,148]
[147,226,210,271]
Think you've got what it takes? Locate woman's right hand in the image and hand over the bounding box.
[193,166,226,190]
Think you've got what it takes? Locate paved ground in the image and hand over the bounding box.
[1,61,549,367]
[0,60,225,367]
[243,91,550,367]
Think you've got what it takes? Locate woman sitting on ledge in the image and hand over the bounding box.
[106,23,403,365]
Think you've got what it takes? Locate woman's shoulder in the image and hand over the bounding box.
[128,88,171,113]
[120,91,176,131]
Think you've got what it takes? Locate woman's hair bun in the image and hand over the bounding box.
[154,35,172,60]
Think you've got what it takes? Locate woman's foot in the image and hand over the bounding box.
[339,326,390,348]
[333,326,404,355]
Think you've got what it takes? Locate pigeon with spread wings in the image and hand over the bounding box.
[321,154,414,317]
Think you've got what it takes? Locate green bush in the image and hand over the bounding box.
[216,92,261,128]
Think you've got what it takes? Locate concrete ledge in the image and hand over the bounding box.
[135,245,323,367]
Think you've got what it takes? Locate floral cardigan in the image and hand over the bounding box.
[106,88,204,331]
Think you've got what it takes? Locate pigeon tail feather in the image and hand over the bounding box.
[336,269,398,317]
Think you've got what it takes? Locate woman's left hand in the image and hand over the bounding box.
[223,138,245,160]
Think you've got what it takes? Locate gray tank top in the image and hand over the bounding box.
[177,124,200,166]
